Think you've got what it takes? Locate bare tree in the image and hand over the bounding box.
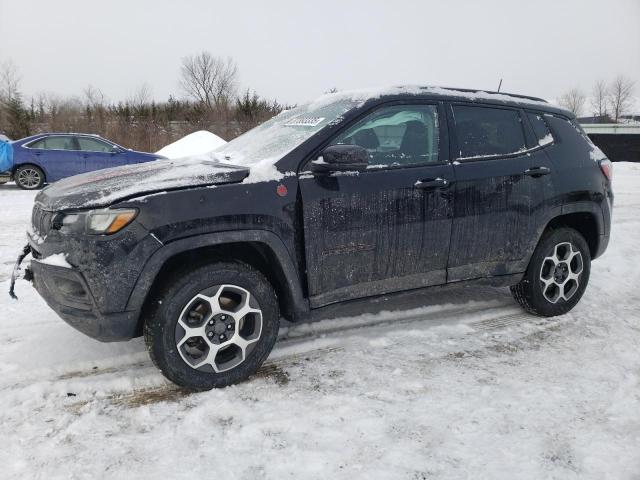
[0,60,21,101]
[180,52,237,109]
[608,75,635,123]
[128,83,152,111]
[590,80,608,118]
[83,85,106,109]
[559,88,586,116]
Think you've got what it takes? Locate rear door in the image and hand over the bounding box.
[299,103,454,307]
[447,104,546,280]
[25,135,83,181]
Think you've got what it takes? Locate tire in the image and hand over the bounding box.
[511,227,591,317]
[144,261,280,390]
[14,165,45,190]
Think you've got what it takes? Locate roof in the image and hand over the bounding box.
[313,85,570,117]
[12,132,105,144]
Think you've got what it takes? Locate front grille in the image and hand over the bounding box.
[31,205,54,237]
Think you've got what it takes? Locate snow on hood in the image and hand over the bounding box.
[156,130,227,159]
[35,158,249,211]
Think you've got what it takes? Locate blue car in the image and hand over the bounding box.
[5,133,165,190]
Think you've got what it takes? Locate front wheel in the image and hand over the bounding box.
[511,227,591,317]
[144,261,280,390]
[14,165,45,190]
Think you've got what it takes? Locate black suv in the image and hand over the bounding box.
[16,86,613,389]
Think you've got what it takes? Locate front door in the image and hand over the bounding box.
[76,136,125,172]
[299,103,454,307]
[447,103,545,281]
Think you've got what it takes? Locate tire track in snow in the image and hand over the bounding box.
[63,308,554,410]
[2,297,530,397]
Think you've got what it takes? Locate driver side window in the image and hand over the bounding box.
[77,137,113,152]
[330,104,440,166]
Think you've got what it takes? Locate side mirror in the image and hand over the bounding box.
[111,146,122,154]
[311,144,369,173]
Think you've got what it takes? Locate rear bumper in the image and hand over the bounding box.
[30,259,138,342]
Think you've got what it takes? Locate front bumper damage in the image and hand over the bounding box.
[9,242,139,342]
[9,244,32,299]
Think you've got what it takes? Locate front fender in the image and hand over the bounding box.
[125,229,308,320]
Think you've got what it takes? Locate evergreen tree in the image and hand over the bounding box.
[2,94,30,139]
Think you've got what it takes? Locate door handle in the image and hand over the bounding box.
[524,166,551,177]
[414,177,450,190]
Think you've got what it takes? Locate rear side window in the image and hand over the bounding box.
[28,136,77,151]
[527,112,553,146]
[452,106,526,158]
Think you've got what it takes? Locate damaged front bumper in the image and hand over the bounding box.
[9,242,139,342]
[9,244,32,299]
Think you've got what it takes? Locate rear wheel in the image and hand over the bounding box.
[144,261,279,390]
[15,165,45,190]
[511,227,591,316]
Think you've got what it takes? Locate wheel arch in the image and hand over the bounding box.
[542,211,601,259]
[129,230,309,336]
[13,162,48,182]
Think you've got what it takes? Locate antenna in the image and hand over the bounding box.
[497,78,503,92]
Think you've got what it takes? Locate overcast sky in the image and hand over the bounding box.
[1,0,639,108]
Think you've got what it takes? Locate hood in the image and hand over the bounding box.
[36,158,249,211]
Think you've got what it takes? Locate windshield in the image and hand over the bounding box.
[212,95,360,166]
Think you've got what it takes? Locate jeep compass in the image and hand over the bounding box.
[12,86,613,389]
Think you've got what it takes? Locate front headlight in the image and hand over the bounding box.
[57,208,137,235]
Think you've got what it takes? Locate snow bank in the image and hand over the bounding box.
[156,130,226,159]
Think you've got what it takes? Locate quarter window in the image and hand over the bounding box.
[77,137,113,152]
[29,136,77,151]
[330,105,440,166]
[452,106,526,158]
[527,112,553,146]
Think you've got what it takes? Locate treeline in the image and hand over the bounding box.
[558,75,636,121]
[0,52,290,152]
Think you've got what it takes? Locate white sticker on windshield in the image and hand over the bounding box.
[284,116,325,127]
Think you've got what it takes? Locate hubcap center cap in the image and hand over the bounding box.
[205,313,235,344]
[554,263,569,282]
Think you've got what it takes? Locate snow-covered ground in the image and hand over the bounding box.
[0,164,639,479]
[156,130,226,159]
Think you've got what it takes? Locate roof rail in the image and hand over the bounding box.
[437,86,548,103]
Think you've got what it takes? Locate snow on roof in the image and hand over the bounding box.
[156,130,227,159]
[308,85,551,110]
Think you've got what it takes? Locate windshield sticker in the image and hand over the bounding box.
[284,116,325,127]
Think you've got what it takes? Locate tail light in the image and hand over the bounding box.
[599,159,612,182]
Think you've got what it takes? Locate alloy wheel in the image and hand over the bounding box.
[539,242,584,303]
[175,284,263,373]
[17,168,42,189]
